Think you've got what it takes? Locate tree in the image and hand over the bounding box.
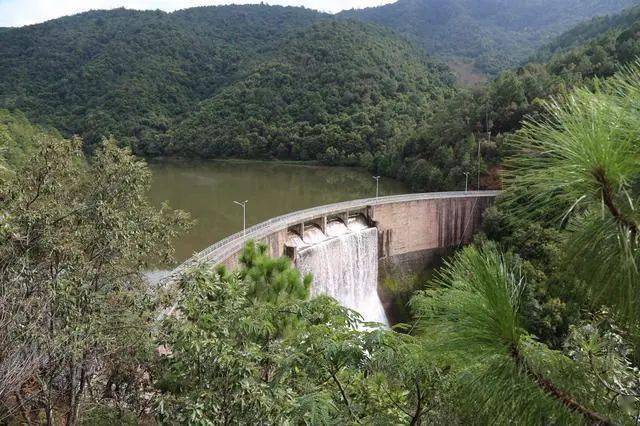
[154,243,358,424]
[504,66,640,326]
[408,66,640,424]
[155,242,457,424]
[0,135,189,424]
[411,244,628,424]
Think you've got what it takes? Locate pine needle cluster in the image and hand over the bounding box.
[503,65,640,326]
[412,244,622,424]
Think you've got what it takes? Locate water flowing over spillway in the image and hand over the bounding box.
[291,219,388,326]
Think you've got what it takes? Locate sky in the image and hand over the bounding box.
[0,0,395,27]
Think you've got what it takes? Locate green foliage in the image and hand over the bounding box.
[156,268,297,423]
[504,67,640,325]
[0,6,453,165]
[155,243,358,424]
[538,5,640,60]
[239,240,311,303]
[389,3,640,193]
[540,15,640,83]
[164,19,453,162]
[0,6,322,151]
[4,3,639,195]
[0,133,189,424]
[341,0,637,75]
[0,108,51,169]
[155,243,457,424]
[394,89,482,191]
[482,205,585,348]
[411,244,630,424]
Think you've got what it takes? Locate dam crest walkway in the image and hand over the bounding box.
[161,191,499,285]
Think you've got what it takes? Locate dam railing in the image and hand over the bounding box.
[160,191,500,285]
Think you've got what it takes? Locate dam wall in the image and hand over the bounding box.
[161,191,499,286]
[373,195,494,277]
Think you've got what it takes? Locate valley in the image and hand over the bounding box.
[2,0,640,424]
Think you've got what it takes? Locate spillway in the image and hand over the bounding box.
[288,218,388,326]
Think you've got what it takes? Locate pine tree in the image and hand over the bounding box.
[411,65,640,424]
[411,245,619,424]
[504,65,640,326]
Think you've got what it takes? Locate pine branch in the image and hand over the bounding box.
[592,166,638,239]
[509,344,613,426]
[330,369,359,423]
[409,379,423,426]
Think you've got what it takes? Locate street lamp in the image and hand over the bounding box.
[477,135,482,191]
[233,200,248,235]
[463,172,470,192]
[480,99,492,191]
[373,176,381,198]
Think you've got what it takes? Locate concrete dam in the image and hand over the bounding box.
[163,191,499,323]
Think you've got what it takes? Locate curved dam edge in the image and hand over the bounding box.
[161,191,500,285]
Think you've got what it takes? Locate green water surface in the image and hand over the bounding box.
[148,160,408,264]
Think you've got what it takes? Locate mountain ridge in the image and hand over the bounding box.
[0,5,453,162]
[340,0,640,74]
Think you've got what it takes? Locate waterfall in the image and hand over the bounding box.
[292,221,388,326]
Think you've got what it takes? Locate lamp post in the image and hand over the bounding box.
[480,99,492,191]
[463,172,470,192]
[477,136,482,190]
[373,176,381,199]
[233,200,248,235]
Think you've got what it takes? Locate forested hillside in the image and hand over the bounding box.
[164,20,453,162]
[340,0,639,75]
[390,2,640,192]
[535,4,640,69]
[0,5,452,163]
[3,1,640,194]
[0,6,323,147]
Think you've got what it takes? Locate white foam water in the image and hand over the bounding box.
[295,226,388,326]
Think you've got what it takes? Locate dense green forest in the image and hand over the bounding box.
[3,1,638,192]
[2,2,640,192]
[537,4,640,56]
[0,6,323,148]
[3,65,640,423]
[164,20,452,162]
[0,6,453,166]
[340,0,639,75]
[392,1,640,192]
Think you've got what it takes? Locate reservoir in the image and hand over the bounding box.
[148,160,408,265]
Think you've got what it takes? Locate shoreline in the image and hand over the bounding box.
[144,156,322,167]
[143,156,379,174]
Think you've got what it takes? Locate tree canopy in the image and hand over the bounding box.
[0,6,453,164]
[155,242,456,424]
[387,3,640,193]
[341,0,638,75]
[0,129,189,424]
[165,20,453,162]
